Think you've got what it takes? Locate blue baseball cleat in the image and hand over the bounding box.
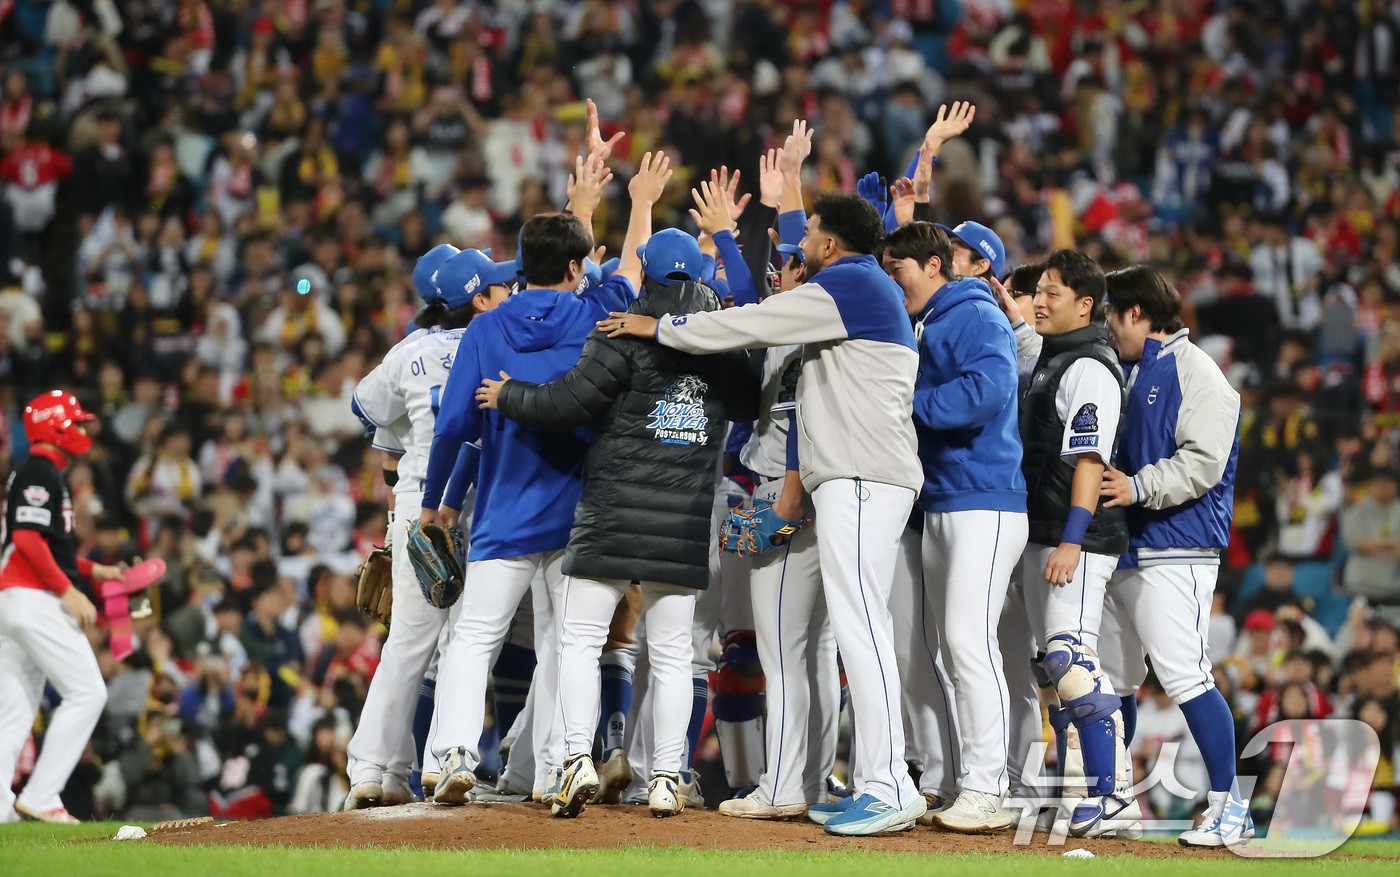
[807,795,857,826]
[823,793,926,836]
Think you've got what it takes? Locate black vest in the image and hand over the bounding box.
[1020,324,1130,555]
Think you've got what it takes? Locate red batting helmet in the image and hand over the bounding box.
[24,390,97,456]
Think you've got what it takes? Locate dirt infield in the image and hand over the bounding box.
[141,802,1234,859]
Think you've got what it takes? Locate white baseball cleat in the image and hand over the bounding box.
[1179,791,1254,847]
[343,780,383,811]
[1069,793,1142,838]
[717,792,808,820]
[381,775,417,806]
[552,755,600,819]
[933,789,1015,833]
[648,773,684,818]
[592,750,633,804]
[14,802,80,824]
[916,792,950,826]
[433,747,477,805]
[678,773,704,810]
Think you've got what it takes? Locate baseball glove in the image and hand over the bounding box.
[354,548,394,625]
[721,501,807,557]
[406,520,465,609]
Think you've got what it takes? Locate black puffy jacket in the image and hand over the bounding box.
[495,281,760,589]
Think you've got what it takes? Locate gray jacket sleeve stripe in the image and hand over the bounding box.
[657,282,849,354]
[1130,343,1241,510]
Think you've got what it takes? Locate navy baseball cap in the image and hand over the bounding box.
[637,229,703,285]
[412,244,460,303]
[938,221,1005,278]
[775,243,804,265]
[436,249,516,309]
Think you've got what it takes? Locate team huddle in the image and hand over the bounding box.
[0,101,1251,846]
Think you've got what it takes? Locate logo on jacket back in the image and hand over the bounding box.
[1148,386,1159,404]
[1071,403,1098,434]
[23,486,50,506]
[647,376,709,445]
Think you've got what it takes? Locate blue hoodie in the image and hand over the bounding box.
[424,288,598,560]
[911,277,1026,513]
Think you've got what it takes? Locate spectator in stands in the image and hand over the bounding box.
[1343,467,1400,605]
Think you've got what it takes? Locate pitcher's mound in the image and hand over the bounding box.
[143,802,1227,858]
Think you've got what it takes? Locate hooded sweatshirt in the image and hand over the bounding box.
[910,277,1026,513]
[425,287,598,560]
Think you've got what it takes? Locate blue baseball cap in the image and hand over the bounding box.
[775,243,804,265]
[412,244,460,303]
[637,229,703,285]
[938,222,1005,278]
[436,249,516,309]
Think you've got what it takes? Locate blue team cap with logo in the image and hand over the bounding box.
[412,244,460,303]
[937,221,1005,278]
[637,229,703,286]
[436,249,517,309]
[775,243,804,265]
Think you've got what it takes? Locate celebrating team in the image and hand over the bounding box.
[338,100,1249,846]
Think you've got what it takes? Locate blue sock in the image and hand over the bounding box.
[490,644,536,734]
[1179,688,1237,794]
[598,662,633,757]
[1120,695,1138,746]
[411,678,435,795]
[1077,717,1116,797]
[683,676,708,783]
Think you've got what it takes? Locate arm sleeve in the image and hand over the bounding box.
[657,282,849,353]
[777,210,806,246]
[712,229,762,306]
[13,529,77,594]
[1130,359,1242,510]
[496,335,632,430]
[421,434,464,511]
[736,202,777,296]
[423,332,483,508]
[441,443,481,512]
[1056,359,1122,465]
[1012,318,1042,380]
[912,318,1018,431]
[579,275,637,317]
[786,410,800,472]
[912,202,935,223]
[371,426,405,454]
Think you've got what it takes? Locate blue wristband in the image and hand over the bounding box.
[1062,506,1092,546]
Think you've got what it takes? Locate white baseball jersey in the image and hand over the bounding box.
[1055,359,1122,466]
[738,345,802,480]
[353,328,465,496]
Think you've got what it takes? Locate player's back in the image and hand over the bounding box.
[450,287,599,560]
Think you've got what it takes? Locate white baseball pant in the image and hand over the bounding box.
[557,577,696,776]
[1020,544,1120,654]
[0,587,107,816]
[889,520,960,801]
[347,492,453,787]
[923,509,1028,798]
[429,550,567,790]
[1101,565,1217,704]
[811,478,919,809]
[749,477,840,806]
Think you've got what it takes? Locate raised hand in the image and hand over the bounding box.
[567,152,613,219]
[586,98,624,163]
[890,177,916,226]
[758,147,784,207]
[628,151,673,205]
[710,165,751,221]
[923,101,976,155]
[690,179,738,236]
[779,119,813,178]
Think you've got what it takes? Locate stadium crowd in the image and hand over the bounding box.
[0,0,1398,830]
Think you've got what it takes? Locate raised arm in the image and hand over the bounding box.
[612,151,674,291]
[691,179,761,306]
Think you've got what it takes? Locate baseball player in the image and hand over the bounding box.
[0,392,124,823]
[880,222,1027,832]
[422,154,661,806]
[1018,249,1136,838]
[599,132,927,833]
[1097,266,1250,847]
[714,192,842,819]
[344,247,514,808]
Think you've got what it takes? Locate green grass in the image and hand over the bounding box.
[2,822,1398,877]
